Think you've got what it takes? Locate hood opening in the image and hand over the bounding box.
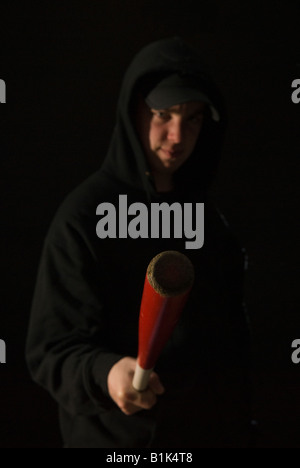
[101,37,227,202]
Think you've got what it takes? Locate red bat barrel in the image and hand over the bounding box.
[133,251,195,391]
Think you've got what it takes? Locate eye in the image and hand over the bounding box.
[189,112,204,124]
[151,110,170,121]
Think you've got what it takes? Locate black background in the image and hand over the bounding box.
[1,1,299,447]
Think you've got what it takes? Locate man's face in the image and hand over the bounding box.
[135,99,206,176]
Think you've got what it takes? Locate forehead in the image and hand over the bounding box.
[152,101,206,114]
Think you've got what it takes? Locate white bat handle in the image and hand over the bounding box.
[132,363,153,391]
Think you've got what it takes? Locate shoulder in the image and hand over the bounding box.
[45,169,121,247]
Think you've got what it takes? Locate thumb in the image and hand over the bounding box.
[148,372,165,395]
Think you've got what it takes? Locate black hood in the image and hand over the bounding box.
[102,37,227,201]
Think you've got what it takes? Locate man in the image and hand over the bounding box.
[26,37,252,448]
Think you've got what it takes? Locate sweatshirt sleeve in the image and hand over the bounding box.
[26,217,124,416]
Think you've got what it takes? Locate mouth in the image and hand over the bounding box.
[160,148,183,159]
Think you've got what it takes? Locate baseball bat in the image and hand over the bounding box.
[132,251,194,391]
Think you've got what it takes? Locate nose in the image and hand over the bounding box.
[167,119,183,144]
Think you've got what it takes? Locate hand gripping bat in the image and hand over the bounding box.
[132,251,195,391]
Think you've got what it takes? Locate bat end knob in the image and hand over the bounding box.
[147,250,194,297]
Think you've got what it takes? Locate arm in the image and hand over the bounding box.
[26,224,125,416]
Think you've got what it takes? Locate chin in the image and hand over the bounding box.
[161,162,178,173]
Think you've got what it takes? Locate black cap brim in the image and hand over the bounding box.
[145,73,220,122]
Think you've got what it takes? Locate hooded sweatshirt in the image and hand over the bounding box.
[26,37,251,448]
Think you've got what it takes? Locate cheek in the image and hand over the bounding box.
[186,128,201,150]
[149,125,164,148]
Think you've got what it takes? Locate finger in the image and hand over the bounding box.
[138,389,157,409]
[120,391,156,415]
[119,401,143,416]
[126,388,157,410]
[148,372,165,395]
